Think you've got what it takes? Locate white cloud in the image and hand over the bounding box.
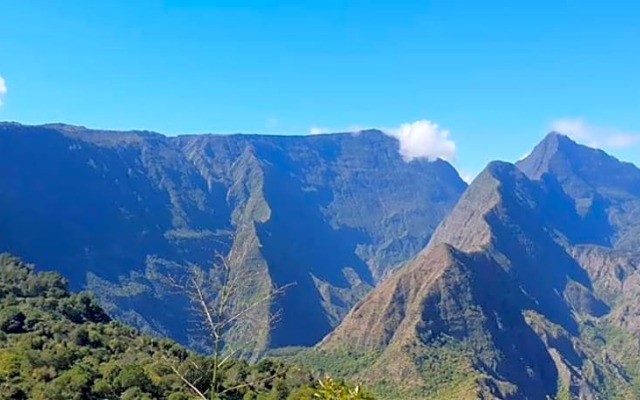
[308,125,364,135]
[0,76,6,106]
[550,117,640,149]
[309,126,329,135]
[458,169,477,184]
[309,119,457,162]
[383,120,456,162]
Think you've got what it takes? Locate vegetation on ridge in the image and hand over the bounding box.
[0,254,374,399]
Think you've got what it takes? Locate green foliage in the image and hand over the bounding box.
[287,348,381,379]
[410,337,480,398]
[284,338,487,400]
[580,321,640,399]
[0,254,374,400]
[0,307,26,334]
[554,382,572,400]
[313,377,375,400]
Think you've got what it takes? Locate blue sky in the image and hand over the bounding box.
[1,0,639,178]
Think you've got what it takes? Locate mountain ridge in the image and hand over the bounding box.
[319,133,640,399]
[0,122,467,353]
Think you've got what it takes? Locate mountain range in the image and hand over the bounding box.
[2,122,640,399]
[0,122,465,353]
[319,133,640,399]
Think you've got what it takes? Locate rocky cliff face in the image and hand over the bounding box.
[0,122,466,352]
[321,134,640,399]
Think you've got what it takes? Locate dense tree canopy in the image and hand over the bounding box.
[0,254,373,400]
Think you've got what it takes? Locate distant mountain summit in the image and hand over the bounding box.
[518,132,640,249]
[321,133,640,399]
[519,132,640,192]
[0,122,466,353]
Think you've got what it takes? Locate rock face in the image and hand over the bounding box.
[322,133,640,399]
[0,122,466,352]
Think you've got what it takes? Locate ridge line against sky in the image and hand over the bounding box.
[1,118,638,186]
[1,0,639,176]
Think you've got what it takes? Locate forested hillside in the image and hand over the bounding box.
[0,254,372,400]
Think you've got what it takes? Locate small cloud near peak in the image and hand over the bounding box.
[309,119,457,163]
[383,120,456,162]
[308,125,365,135]
[550,117,640,149]
[458,169,477,184]
[309,126,329,135]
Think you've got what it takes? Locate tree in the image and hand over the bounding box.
[0,308,26,334]
[0,253,366,399]
[312,377,376,400]
[163,251,291,400]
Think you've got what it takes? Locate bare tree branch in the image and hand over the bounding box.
[160,245,293,399]
[164,356,208,400]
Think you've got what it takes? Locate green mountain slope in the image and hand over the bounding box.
[0,122,466,352]
[0,253,376,400]
[318,134,640,399]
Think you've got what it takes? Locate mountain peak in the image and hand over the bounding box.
[517,131,640,249]
[320,131,640,399]
[544,130,575,141]
[542,131,580,145]
[516,132,580,179]
[483,160,520,179]
[320,242,467,351]
[518,131,640,196]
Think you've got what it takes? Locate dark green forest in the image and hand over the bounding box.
[0,254,373,400]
